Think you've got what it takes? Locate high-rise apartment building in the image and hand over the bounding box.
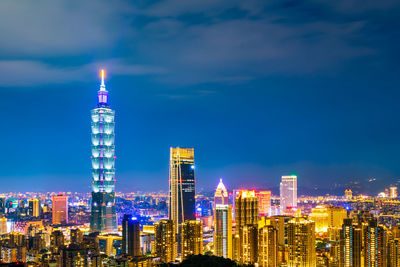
[258,225,278,267]
[257,191,271,217]
[28,199,40,217]
[280,175,297,214]
[52,195,68,225]
[90,70,117,233]
[388,237,400,267]
[287,217,316,267]
[241,224,258,265]
[364,219,387,267]
[339,218,362,267]
[169,147,195,234]
[235,190,258,265]
[214,204,232,259]
[154,220,177,263]
[122,215,141,257]
[214,179,229,206]
[181,220,203,259]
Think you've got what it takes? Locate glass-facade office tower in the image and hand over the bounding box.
[280,175,297,214]
[90,70,117,233]
[122,215,140,257]
[169,147,195,233]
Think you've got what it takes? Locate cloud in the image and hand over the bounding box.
[0,59,166,87]
[0,0,131,56]
[0,0,398,87]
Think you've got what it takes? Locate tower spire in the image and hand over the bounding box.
[98,69,108,105]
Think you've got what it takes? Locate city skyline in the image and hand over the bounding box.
[1,1,400,193]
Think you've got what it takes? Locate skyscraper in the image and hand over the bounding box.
[287,217,316,267]
[52,195,68,225]
[90,70,117,233]
[339,218,362,267]
[214,204,232,259]
[169,147,195,233]
[235,190,258,265]
[154,219,177,263]
[28,199,40,217]
[280,175,297,214]
[181,220,203,259]
[122,214,141,257]
[235,190,259,228]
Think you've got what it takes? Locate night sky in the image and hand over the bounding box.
[0,0,399,193]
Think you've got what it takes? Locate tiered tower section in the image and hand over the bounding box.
[90,70,117,233]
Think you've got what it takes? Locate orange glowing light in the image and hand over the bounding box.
[101,69,105,80]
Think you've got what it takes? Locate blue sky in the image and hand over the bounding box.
[0,0,399,192]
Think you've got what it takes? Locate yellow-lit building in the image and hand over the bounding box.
[98,234,122,256]
[181,220,203,259]
[287,217,316,267]
[0,217,7,234]
[214,204,232,259]
[258,225,278,267]
[241,224,258,265]
[388,237,400,267]
[235,190,258,227]
[154,219,177,263]
[28,199,40,217]
[390,186,398,198]
[235,190,258,265]
[310,205,328,233]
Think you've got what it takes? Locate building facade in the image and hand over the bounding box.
[181,220,203,259]
[90,70,117,233]
[280,175,297,214]
[339,218,362,267]
[287,217,316,267]
[122,214,141,257]
[169,147,195,233]
[154,220,177,263]
[214,204,232,259]
[258,225,278,267]
[52,195,68,225]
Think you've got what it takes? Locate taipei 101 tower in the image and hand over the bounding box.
[90,70,117,233]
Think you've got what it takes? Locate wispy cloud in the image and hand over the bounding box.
[0,59,166,87]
